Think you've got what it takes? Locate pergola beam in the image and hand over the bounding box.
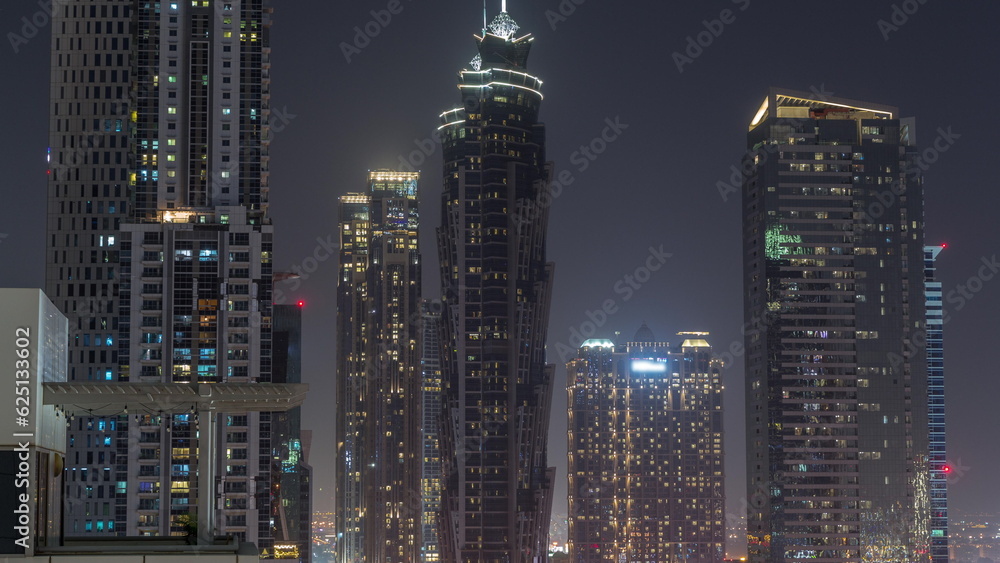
[42,381,308,545]
[43,382,309,415]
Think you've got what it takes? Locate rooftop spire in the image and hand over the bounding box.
[634,322,656,343]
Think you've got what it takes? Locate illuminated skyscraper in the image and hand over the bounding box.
[421,300,443,562]
[335,170,422,563]
[436,3,556,561]
[742,89,933,562]
[47,0,281,551]
[566,328,725,562]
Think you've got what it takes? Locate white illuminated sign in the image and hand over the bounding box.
[630,359,667,373]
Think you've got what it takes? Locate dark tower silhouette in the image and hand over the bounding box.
[436,3,556,561]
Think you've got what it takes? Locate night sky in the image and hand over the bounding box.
[2,0,998,534]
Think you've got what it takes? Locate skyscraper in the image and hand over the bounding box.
[742,88,932,562]
[436,3,556,561]
[421,300,443,563]
[335,170,422,563]
[0,289,67,556]
[566,328,725,562]
[46,0,282,551]
[923,246,948,563]
[272,302,312,562]
[45,0,133,538]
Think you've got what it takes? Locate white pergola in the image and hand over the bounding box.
[43,382,309,546]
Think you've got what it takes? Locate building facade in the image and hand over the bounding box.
[272,303,312,562]
[46,0,284,552]
[45,0,133,538]
[335,171,422,563]
[436,4,556,561]
[742,88,932,562]
[923,246,948,563]
[421,301,443,563]
[0,289,67,557]
[567,328,725,562]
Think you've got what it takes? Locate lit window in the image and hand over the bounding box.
[168,76,177,83]
[222,108,231,115]
[221,171,230,178]
[167,107,177,114]
[167,139,176,146]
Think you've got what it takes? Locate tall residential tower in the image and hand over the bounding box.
[742,89,934,563]
[566,328,725,562]
[46,0,284,551]
[335,171,423,563]
[436,5,556,561]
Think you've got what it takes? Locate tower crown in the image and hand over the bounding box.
[472,0,533,71]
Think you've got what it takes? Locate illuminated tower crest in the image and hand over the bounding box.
[488,10,519,40]
[473,0,535,72]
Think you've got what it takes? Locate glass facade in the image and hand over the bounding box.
[923,246,948,563]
